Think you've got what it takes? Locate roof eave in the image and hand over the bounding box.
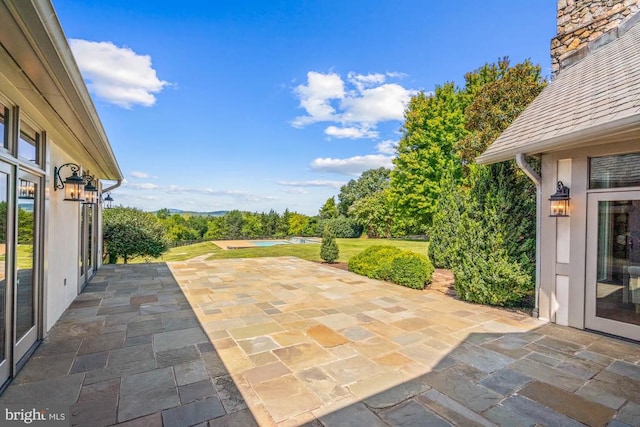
[1,0,122,181]
[477,113,640,165]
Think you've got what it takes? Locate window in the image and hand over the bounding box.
[589,153,640,189]
[0,103,7,150]
[18,121,40,165]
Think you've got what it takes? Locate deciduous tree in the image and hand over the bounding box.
[319,197,339,219]
[103,207,169,263]
[337,167,390,217]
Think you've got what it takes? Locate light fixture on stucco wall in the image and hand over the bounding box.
[82,172,99,205]
[54,162,86,201]
[549,181,570,217]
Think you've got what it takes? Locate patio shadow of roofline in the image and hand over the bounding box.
[2,261,638,426]
[166,257,640,426]
[311,327,640,427]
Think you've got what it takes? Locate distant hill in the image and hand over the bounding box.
[157,209,228,217]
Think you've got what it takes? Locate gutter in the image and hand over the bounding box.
[515,153,541,318]
[102,180,122,193]
[478,112,640,165]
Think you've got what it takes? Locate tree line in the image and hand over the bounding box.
[320,57,545,307]
[104,57,545,308]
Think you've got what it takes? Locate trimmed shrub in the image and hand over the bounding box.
[348,245,402,280]
[320,228,339,263]
[454,251,530,306]
[452,210,532,306]
[390,252,435,290]
[348,245,434,290]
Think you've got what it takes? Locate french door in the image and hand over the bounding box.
[14,169,40,369]
[79,203,95,289]
[585,190,640,341]
[0,164,41,387]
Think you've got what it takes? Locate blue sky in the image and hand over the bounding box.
[54,0,557,216]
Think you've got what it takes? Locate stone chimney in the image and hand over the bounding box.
[551,0,640,74]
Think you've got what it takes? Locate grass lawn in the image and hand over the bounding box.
[128,238,428,264]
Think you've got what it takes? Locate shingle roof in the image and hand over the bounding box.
[477,16,640,165]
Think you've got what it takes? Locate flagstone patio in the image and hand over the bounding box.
[1,258,639,426]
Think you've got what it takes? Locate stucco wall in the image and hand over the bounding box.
[44,143,82,331]
[539,139,639,328]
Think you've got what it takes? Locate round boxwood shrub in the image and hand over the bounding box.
[348,245,402,280]
[389,252,435,290]
[348,245,434,289]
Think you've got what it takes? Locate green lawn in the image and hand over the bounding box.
[128,238,428,264]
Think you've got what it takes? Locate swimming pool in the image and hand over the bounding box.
[252,240,290,247]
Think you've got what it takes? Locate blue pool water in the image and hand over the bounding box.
[252,240,290,247]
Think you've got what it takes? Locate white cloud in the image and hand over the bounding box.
[347,72,386,91]
[277,180,345,189]
[340,84,412,125]
[291,71,344,127]
[126,182,160,190]
[376,139,398,155]
[324,126,378,139]
[122,181,275,202]
[310,155,394,176]
[291,70,415,138]
[386,71,408,79]
[69,39,169,108]
[282,188,309,194]
[130,171,155,179]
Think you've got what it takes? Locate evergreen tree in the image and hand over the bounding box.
[320,227,339,263]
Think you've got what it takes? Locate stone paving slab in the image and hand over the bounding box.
[0,263,257,426]
[168,257,640,426]
[1,258,640,427]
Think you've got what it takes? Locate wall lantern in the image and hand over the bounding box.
[82,172,99,205]
[18,179,35,199]
[54,163,85,201]
[102,192,114,209]
[549,181,570,217]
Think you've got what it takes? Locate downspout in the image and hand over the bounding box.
[516,153,541,318]
[102,180,122,193]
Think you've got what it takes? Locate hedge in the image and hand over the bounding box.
[348,245,434,290]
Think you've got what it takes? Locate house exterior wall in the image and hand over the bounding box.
[44,143,83,331]
[0,1,121,386]
[539,139,640,328]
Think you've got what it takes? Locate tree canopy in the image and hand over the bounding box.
[103,207,169,263]
[337,167,390,216]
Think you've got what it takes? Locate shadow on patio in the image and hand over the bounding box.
[1,260,639,426]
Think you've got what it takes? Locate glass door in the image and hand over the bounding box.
[0,163,11,387]
[585,191,640,340]
[14,170,39,365]
[79,204,95,290]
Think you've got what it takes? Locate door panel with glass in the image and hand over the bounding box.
[0,164,10,386]
[586,191,640,341]
[14,171,39,364]
[79,204,95,289]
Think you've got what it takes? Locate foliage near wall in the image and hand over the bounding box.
[426,58,545,307]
